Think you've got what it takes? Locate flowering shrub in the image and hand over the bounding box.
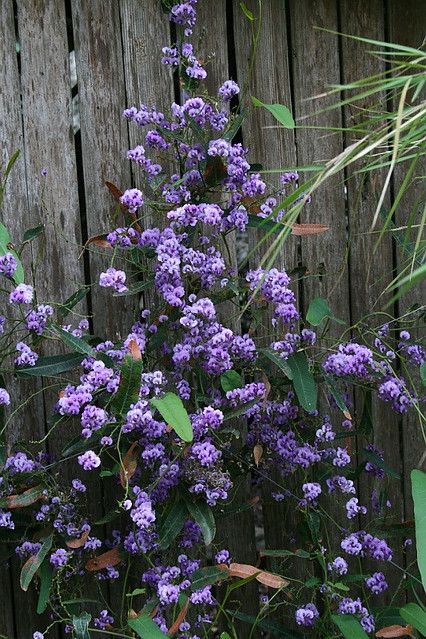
[0,2,425,638]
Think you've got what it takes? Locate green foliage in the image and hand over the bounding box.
[411,469,426,590]
[151,392,193,442]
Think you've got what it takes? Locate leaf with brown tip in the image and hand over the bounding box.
[85,547,122,572]
[120,442,139,488]
[85,234,111,249]
[4,485,45,509]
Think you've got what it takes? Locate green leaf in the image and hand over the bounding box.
[158,499,187,550]
[190,566,227,591]
[363,448,400,479]
[72,612,91,639]
[240,1,254,20]
[150,392,193,442]
[186,499,216,545]
[400,602,426,635]
[331,614,369,638]
[36,560,53,614]
[111,354,143,416]
[113,276,155,297]
[333,582,350,592]
[50,324,94,356]
[16,352,84,377]
[23,224,44,243]
[0,484,45,508]
[323,374,351,418]
[220,370,242,393]
[259,347,293,379]
[220,633,232,639]
[222,398,260,421]
[128,614,168,638]
[57,286,90,321]
[226,610,303,638]
[359,389,373,435]
[20,534,53,591]
[126,588,146,597]
[2,149,20,182]
[251,97,295,128]
[0,221,24,284]
[411,469,426,590]
[306,297,331,325]
[421,361,426,386]
[286,351,317,411]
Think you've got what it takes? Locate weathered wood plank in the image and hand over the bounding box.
[233,0,301,608]
[71,0,136,341]
[339,0,404,598]
[387,0,426,578]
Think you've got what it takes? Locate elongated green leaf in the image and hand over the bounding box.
[0,484,45,509]
[0,221,24,284]
[72,612,91,639]
[411,469,426,590]
[151,392,193,442]
[113,277,155,297]
[50,325,94,356]
[306,297,331,325]
[286,351,317,411]
[251,97,295,128]
[190,566,227,591]
[20,534,53,591]
[226,609,303,638]
[158,499,187,550]
[186,499,216,545]
[240,1,254,20]
[57,287,90,321]
[421,361,426,387]
[332,614,369,638]
[222,398,260,421]
[16,352,84,377]
[23,224,44,243]
[323,374,351,418]
[400,603,426,635]
[128,614,168,638]
[259,347,293,379]
[220,370,242,393]
[220,633,232,639]
[364,448,400,479]
[2,149,20,182]
[36,560,53,614]
[111,355,143,416]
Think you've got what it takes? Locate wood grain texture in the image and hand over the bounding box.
[232,0,303,617]
[71,0,136,341]
[387,0,426,577]
[339,0,404,598]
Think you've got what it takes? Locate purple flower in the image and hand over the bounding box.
[78,450,101,471]
[99,267,128,293]
[0,252,17,278]
[94,610,114,629]
[302,482,322,503]
[15,342,38,366]
[50,548,68,568]
[0,510,14,529]
[9,283,33,304]
[365,571,388,594]
[120,188,144,212]
[0,388,10,405]
[33,633,44,639]
[345,497,367,519]
[218,80,240,101]
[328,556,348,575]
[295,603,319,627]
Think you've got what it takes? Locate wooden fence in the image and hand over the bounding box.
[1,0,425,636]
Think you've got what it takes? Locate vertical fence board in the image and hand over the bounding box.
[71,0,135,341]
[195,3,260,623]
[387,0,426,574]
[0,3,25,634]
[339,0,404,597]
[232,0,302,610]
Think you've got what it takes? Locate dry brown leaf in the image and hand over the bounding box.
[85,547,122,572]
[253,444,263,467]
[128,338,142,361]
[168,599,189,636]
[376,624,414,638]
[105,180,124,201]
[290,223,329,236]
[85,234,111,249]
[66,528,91,549]
[261,373,271,408]
[343,409,352,420]
[228,563,288,589]
[120,441,139,488]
